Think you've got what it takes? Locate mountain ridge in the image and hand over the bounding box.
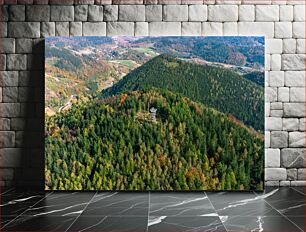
[102,54,264,132]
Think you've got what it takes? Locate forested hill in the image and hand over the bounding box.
[45,89,264,190]
[102,54,264,132]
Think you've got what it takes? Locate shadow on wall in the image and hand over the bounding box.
[14,40,45,189]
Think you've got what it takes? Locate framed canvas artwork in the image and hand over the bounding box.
[45,36,265,191]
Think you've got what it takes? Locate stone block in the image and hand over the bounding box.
[0,131,15,147]
[149,22,181,36]
[0,38,15,53]
[290,87,305,102]
[189,5,207,21]
[3,87,18,102]
[297,168,305,180]
[278,87,289,102]
[266,117,282,131]
[88,5,103,21]
[0,148,22,167]
[282,54,305,71]
[16,39,32,54]
[270,110,283,117]
[55,22,69,37]
[3,103,20,117]
[284,103,305,117]
[9,5,25,21]
[265,149,280,167]
[287,168,297,180]
[41,22,55,37]
[83,22,106,36]
[7,54,27,71]
[104,5,118,21]
[281,148,305,168]
[239,5,255,21]
[285,71,305,87]
[51,6,74,21]
[75,5,88,21]
[145,5,161,22]
[275,22,292,39]
[1,71,18,87]
[269,71,284,87]
[26,5,50,21]
[182,22,201,36]
[208,5,238,21]
[265,87,277,102]
[8,22,40,38]
[279,181,290,186]
[293,22,305,38]
[135,22,148,36]
[265,168,286,181]
[223,22,237,36]
[202,22,222,36]
[163,5,188,21]
[283,118,299,131]
[265,181,280,187]
[290,181,306,186]
[294,5,305,21]
[266,39,282,54]
[270,54,281,71]
[238,22,274,38]
[0,5,9,21]
[119,5,145,21]
[280,5,293,21]
[283,39,296,54]
[270,131,288,148]
[70,22,82,36]
[107,22,134,36]
[289,132,305,147]
[297,39,305,54]
[256,5,279,21]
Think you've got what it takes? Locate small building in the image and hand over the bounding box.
[150,107,157,123]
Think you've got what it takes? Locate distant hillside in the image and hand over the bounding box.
[134,37,264,68]
[45,88,264,191]
[102,54,264,132]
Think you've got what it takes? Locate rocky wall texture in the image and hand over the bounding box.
[0,0,305,187]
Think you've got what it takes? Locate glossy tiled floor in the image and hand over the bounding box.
[1,187,305,231]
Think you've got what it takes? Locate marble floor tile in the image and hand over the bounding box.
[19,191,96,217]
[291,187,306,195]
[2,215,76,231]
[1,192,95,231]
[207,190,280,216]
[287,216,305,230]
[221,215,303,232]
[149,192,215,216]
[69,216,148,232]
[148,216,227,232]
[256,188,305,217]
[0,190,49,217]
[82,192,149,216]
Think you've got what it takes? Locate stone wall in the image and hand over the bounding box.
[0,0,305,187]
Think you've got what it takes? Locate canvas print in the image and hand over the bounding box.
[45,36,265,191]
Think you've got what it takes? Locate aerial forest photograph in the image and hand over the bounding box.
[45,36,265,191]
